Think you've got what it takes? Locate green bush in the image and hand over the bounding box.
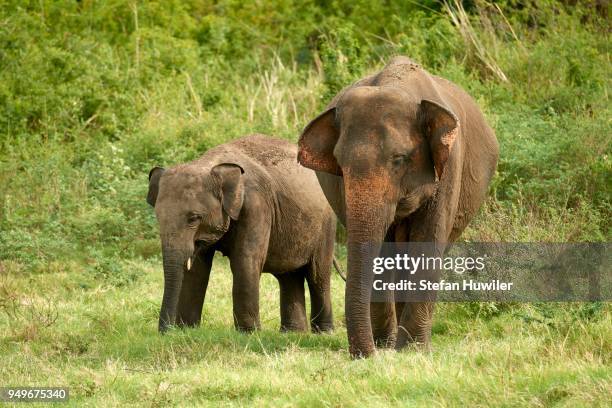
[0,0,609,274]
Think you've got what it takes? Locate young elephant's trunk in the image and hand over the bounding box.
[158,247,188,333]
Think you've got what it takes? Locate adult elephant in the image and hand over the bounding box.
[298,56,499,358]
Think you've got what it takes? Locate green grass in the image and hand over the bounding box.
[0,0,610,406]
[2,256,610,406]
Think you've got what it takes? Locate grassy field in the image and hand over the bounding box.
[1,256,610,406]
[0,0,610,406]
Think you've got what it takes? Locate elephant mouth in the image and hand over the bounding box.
[194,239,212,252]
[192,239,214,263]
[180,241,206,272]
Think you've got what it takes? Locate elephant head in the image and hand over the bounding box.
[147,162,244,332]
[298,86,459,357]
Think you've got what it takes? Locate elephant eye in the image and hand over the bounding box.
[391,153,409,167]
[187,213,202,225]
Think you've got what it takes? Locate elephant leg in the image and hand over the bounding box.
[371,302,397,348]
[277,272,308,332]
[370,265,397,348]
[229,255,264,332]
[305,262,334,333]
[371,227,400,347]
[394,219,436,350]
[228,207,271,332]
[177,249,214,327]
[392,220,409,335]
[395,301,435,351]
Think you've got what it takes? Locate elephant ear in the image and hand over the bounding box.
[419,100,459,180]
[298,108,342,175]
[147,166,165,207]
[211,163,245,220]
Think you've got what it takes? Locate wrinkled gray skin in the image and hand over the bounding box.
[147,134,336,334]
[298,57,499,358]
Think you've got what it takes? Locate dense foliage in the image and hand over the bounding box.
[1,1,609,270]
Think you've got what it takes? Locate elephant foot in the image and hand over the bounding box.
[233,311,261,333]
[395,326,432,352]
[235,322,260,333]
[176,316,201,328]
[373,333,397,349]
[311,322,334,334]
[395,302,434,351]
[280,322,308,332]
[348,336,376,359]
[370,302,397,349]
[396,341,432,353]
[236,327,257,333]
[349,345,376,359]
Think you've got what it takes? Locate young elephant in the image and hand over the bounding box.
[147,134,336,334]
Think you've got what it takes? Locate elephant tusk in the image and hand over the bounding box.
[186,257,192,271]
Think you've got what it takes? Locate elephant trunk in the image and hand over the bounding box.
[343,172,395,358]
[158,247,189,333]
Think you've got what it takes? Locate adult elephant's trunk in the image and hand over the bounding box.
[343,172,395,358]
[158,247,188,333]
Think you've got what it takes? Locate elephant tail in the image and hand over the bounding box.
[333,257,347,282]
